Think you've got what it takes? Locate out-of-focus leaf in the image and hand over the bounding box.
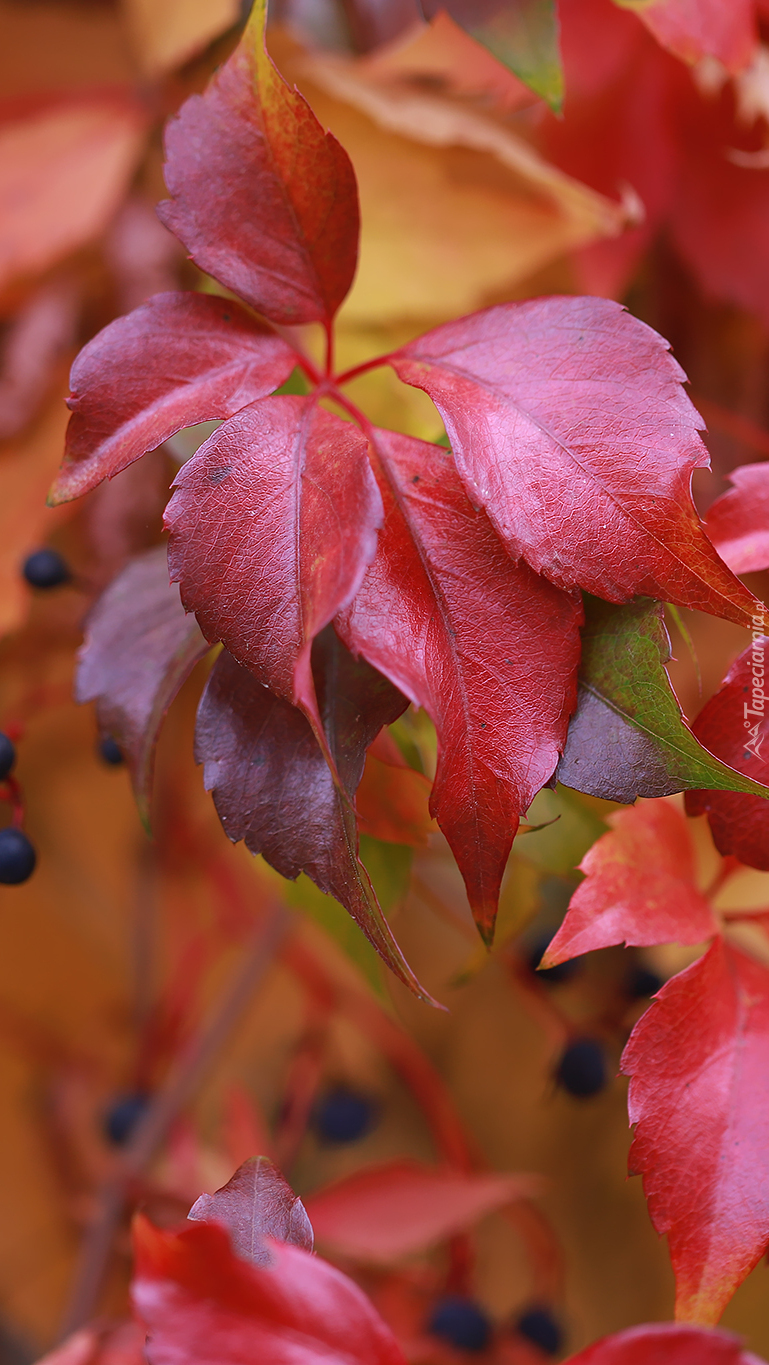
[188,1155,313,1265]
[622,938,769,1324]
[356,731,434,847]
[0,95,146,294]
[76,545,210,824]
[557,599,769,802]
[166,396,381,729]
[339,427,582,944]
[35,1322,146,1365]
[686,639,769,871]
[194,634,434,1003]
[304,1158,541,1263]
[0,281,79,440]
[613,0,757,72]
[428,0,563,109]
[391,298,758,626]
[132,1216,408,1365]
[564,1320,765,1363]
[516,786,608,875]
[543,800,718,966]
[125,0,241,77]
[704,463,769,576]
[52,292,296,504]
[285,873,386,998]
[159,3,360,327]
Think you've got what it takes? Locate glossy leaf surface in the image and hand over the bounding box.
[188,1156,313,1266]
[391,297,756,627]
[339,428,582,942]
[704,464,769,576]
[543,799,717,967]
[53,293,296,503]
[167,396,381,721]
[686,639,769,870]
[557,598,769,803]
[77,545,209,824]
[622,938,769,1324]
[132,1216,407,1365]
[194,635,432,1002]
[564,1320,764,1363]
[159,2,359,326]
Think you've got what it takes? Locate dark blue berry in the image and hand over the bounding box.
[526,931,582,984]
[313,1088,376,1144]
[0,828,36,885]
[428,1298,491,1353]
[626,964,662,999]
[104,1092,150,1145]
[0,733,16,781]
[556,1037,607,1098]
[516,1306,563,1356]
[22,548,70,589]
[99,736,124,766]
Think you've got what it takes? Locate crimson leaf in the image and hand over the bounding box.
[704,463,769,576]
[188,1156,313,1267]
[51,292,295,504]
[194,630,433,1003]
[622,938,769,1324]
[564,1321,764,1364]
[77,545,209,825]
[158,1,359,327]
[389,296,757,626]
[337,427,582,944]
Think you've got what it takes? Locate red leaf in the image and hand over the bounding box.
[622,938,769,1324]
[52,292,295,504]
[194,633,433,1003]
[166,396,381,724]
[188,1156,313,1266]
[77,545,209,823]
[685,639,769,870]
[627,0,757,72]
[158,2,359,327]
[543,799,718,967]
[337,428,582,942]
[390,297,756,626]
[0,279,80,441]
[304,1158,540,1263]
[704,463,769,576]
[132,1215,407,1365]
[563,1320,763,1363]
[356,741,434,847]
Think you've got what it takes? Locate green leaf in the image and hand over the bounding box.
[461,0,564,112]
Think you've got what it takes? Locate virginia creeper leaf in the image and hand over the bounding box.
[52,293,296,504]
[543,799,717,967]
[622,938,769,1324]
[304,1159,540,1263]
[77,545,209,825]
[132,1216,407,1365]
[188,1156,313,1266]
[564,1321,764,1364]
[557,598,769,803]
[194,633,434,1003]
[704,463,769,577]
[158,1,360,327]
[356,732,434,847]
[166,395,382,725]
[613,0,757,73]
[337,427,582,944]
[432,0,564,110]
[686,639,769,870]
[390,296,758,627]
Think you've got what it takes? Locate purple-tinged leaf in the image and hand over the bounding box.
[188,1156,313,1267]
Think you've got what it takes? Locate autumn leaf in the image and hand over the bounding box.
[389,297,758,626]
[542,799,718,966]
[76,545,210,824]
[188,1156,313,1266]
[429,0,564,108]
[124,0,241,78]
[159,0,360,328]
[622,938,769,1324]
[564,1320,765,1363]
[338,427,582,944]
[356,732,434,847]
[0,279,80,441]
[556,598,769,803]
[613,0,757,72]
[704,463,769,576]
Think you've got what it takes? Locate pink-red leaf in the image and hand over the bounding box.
[194,632,433,1003]
[77,545,209,824]
[337,428,582,943]
[685,639,769,870]
[389,297,757,627]
[158,2,359,327]
[166,396,381,722]
[704,464,769,576]
[564,1321,764,1364]
[52,292,295,504]
[622,938,769,1324]
[543,800,718,967]
[132,1215,407,1365]
[188,1156,313,1266]
[620,0,757,72]
[304,1158,540,1263]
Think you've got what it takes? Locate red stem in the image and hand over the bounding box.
[334,353,395,387]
